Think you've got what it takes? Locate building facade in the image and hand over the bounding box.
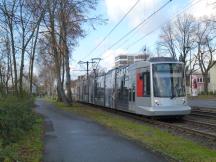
[115,54,149,68]
[208,62,216,93]
[186,73,204,95]
[186,62,216,95]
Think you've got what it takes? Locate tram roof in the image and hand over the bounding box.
[148,57,178,62]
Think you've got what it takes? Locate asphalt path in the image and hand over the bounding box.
[35,99,168,162]
[188,99,216,108]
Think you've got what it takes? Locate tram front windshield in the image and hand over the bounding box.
[153,63,185,98]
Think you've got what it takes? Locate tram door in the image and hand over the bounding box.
[128,68,136,112]
[115,67,129,111]
[136,67,151,108]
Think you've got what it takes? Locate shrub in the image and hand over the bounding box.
[0,96,36,145]
[208,91,214,95]
[199,91,206,95]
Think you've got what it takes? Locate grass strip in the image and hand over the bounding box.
[48,99,216,162]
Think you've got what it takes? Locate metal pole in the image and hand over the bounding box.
[87,61,89,102]
[78,59,101,103]
[190,50,192,96]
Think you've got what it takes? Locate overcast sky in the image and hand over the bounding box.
[70,0,215,79]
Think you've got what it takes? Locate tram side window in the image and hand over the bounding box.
[94,82,97,97]
[129,89,131,101]
[128,87,135,101]
[132,86,135,101]
[142,72,150,97]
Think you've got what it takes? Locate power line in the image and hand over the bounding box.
[100,0,203,61]
[83,0,140,59]
[106,0,172,51]
[124,0,204,50]
[88,0,173,61]
[90,0,172,60]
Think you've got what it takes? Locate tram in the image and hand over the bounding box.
[75,57,191,116]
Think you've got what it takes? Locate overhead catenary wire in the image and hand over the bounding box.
[90,0,173,60]
[106,0,173,51]
[100,0,204,61]
[88,0,173,61]
[83,0,140,59]
[124,0,204,51]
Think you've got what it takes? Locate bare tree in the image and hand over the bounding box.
[195,18,216,93]
[0,0,46,95]
[37,0,101,104]
[159,23,177,59]
[0,0,103,100]
[159,14,196,68]
[18,0,46,94]
[0,0,19,94]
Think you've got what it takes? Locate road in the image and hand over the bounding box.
[188,99,216,108]
[35,99,168,162]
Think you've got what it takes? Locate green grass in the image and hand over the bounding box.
[47,98,216,162]
[1,116,44,162]
[0,96,44,162]
[0,115,43,162]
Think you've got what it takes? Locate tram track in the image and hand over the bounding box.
[191,108,216,120]
[79,102,216,144]
[145,118,216,142]
[128,114,216,145]
[127,112,216,142]
[161,122,216,140]
[183,118,216,130]
[190,112,216,120]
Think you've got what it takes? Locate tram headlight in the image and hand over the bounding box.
[154,99,159,106]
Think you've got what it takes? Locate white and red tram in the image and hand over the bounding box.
[75,57,191,116]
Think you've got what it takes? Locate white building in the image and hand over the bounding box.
[186,61,216,95]
[115,54,149,67]
[208,61,216,93]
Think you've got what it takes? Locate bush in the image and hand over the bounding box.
[208,91,214,95]
[199,91,206,95]
[0,96,36,145]
[199,91,216,96]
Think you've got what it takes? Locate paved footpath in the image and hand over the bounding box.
[35,99,168,162]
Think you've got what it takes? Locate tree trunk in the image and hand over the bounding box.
[9,24,18,95]
[65,44,72,103]
[49,14,69,104]
[19,48,25,94]
[29,57,34,94]
[61,8,72,103]
[203,73,209,94]
[56,67,68,104]
[30,24,40,94]
[61,57,65,87]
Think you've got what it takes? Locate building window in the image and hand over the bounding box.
[197,77,203,83]
[119,55,127,59]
